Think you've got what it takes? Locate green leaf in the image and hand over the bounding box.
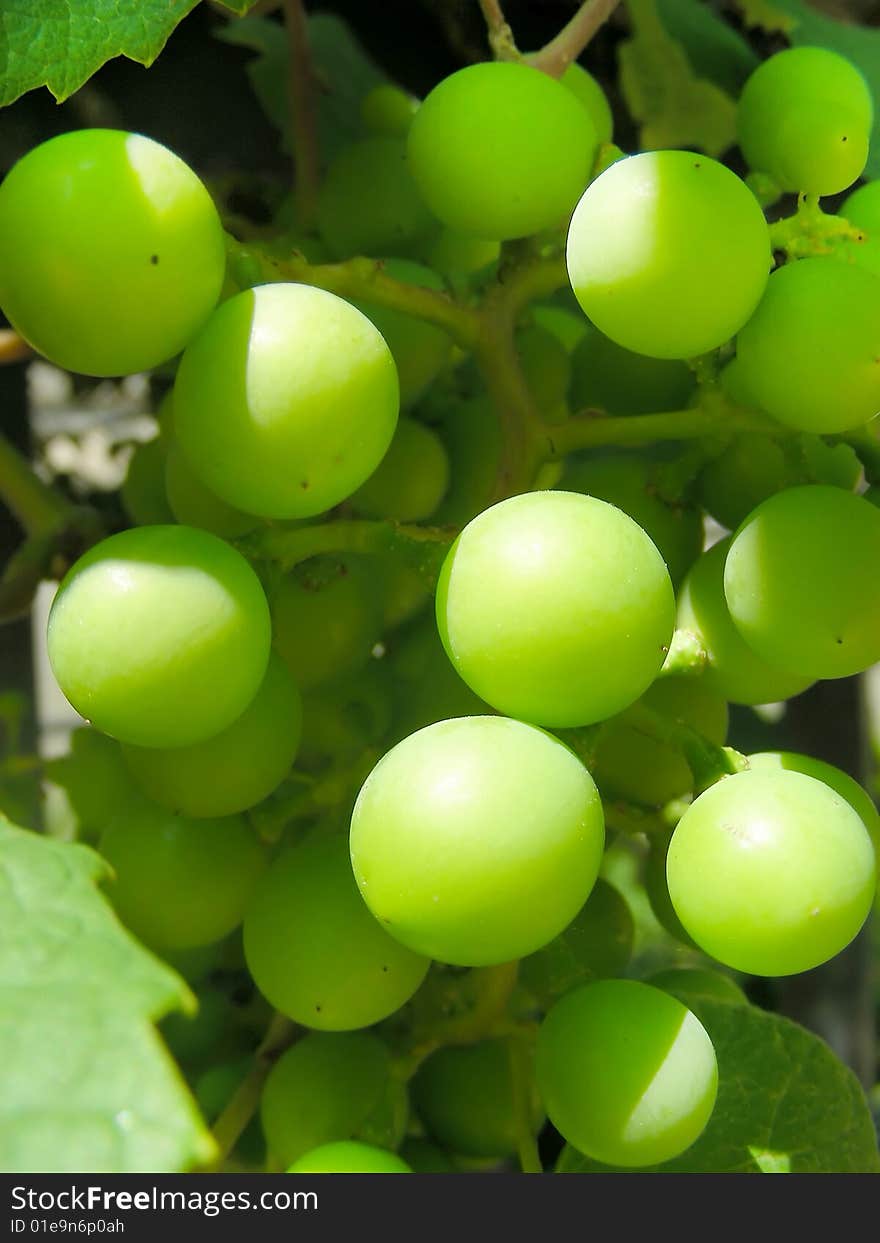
[732,0,797,33]
[656,0,759,96]
[619,0,738,156]
[218,13,389,162]
[556,998,880,1173]
[0,1,200,107]
[0,817,215,1172]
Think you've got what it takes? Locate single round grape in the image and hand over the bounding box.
[261,1032,389,1168]
[516,324,572,414]
[842,180,880,230]
[737,47,872,196]
[560,62,613,144]
[376,555,431,632]
[173,284,399,519]
[121,653,302,817]
[44,728,139,839]
[724,486,880,679]
[0,130,225,376]
[349,716,604,966]
[645,827,699,948]
[361,84,418,137]
[735,258,880,434]
[287,1141,411,1173]
[592,675,729,807]
[352,259,451,408]
[243,834,429,1030]
[519,879,634,1007]
[749,750,880,863]
[316,137,437,259]
[570,326,696,415]
[536,980,717,1167]
[697,434,790,530]
[351,418,449,521]
[387,617,489,741]
[164,441,259,540]
[427,229,500,284]
[677,539,813,705]
[412,1039,542,1159]
[121,439,174,526]
[560,452,703,587]
[667,769,876,976]
[567,151,770,359]
[834,183,880,276]
[100,801,266,949]
[531,304,590,354]
[646,967,747,1005]
[271,555,383,690]
[48,526,271,748]
[407,62,596,241]
[195,1056,252,1124]
[436,491,675,727]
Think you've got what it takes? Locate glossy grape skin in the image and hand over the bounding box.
[121,653,302,818]
[412,1039,542,1159]
[100,802,266,950]
[407,62,596,241]
[567,151,770,359]
[667,769,876,976]
[592,675,728,807]
[560,63,613,144]
[352,418,449,521]
[436,491,675,727]
[349,716,604,966]
[164,441,259,540]
[570,327,696,416]
[173,284,399,519]
[645,968,747,1006]
[536,980,717,1168]
[724,486,880,679]
[0,130,225,377]
[317,137,437,259]
[271,555,383,690]
[287,1141,411,1173]
[121,440,174,526]
[735,258,880,434]
[261,1033,389,1168]
[243,835,429,1030]
[737,47,872,196]
[48,526,271,748]
[677,539,812,706]
[560,452,703,587]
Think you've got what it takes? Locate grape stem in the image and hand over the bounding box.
[621,700,749,791]
[0,329,31,365]
[283,0,321,233]
[211,1012,298,1165]
[238,517,455,580]
[530,0,622,77]
[658,628,709,678]
[478,0,520,60]
[544,401,770,458]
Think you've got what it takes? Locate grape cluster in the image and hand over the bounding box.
[3,43,879,1174]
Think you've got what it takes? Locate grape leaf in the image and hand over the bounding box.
[556,998,880,1173]
[620,0,738,156]
[0,0,202,107]
[0,817,215,1173]
[656,0,758,95]
[732,0,796,33]
[218,13,389,163]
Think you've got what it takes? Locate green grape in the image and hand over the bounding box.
[749,750,880,864]
[375,555,430,632]
[121,653,302,818]
[351,417,449,521]
[271,555,383,690]
[243,834,429,1030]
[164,441,259,540]
[427,230,500,284]
[735,258,880,434]
[436,491,675,727]
[354,1073,409,1152]
[737,47,872,196]
[298,665,393,772]
[431,395,502,527]
[387,617,489,741]
[173,284,399,519]
[361,84,418,136]
[160,988,243,1067]
[399,1139,455,1172]
[516,324,572,413]
[0,129,225,377]
[569,327,696,415]
[101,801,266,950]
[645,968,747,1006]
[677,538,812,705]
[536,980,717,1167]
[567,151,770,359]
[559,452,703,587]
[412,1039,542,1160]
[592,675,729,807]
[644,827,699,948]
[407,62,596,241]
[842,180,880,229]
[287,1141,411,1173]
[353,260,451,408]
[531,304,589,354]
[155,389,176,442]
[122,439,174,526]
[667,769,876,976]
[44,728,139,840]
[519,879,634,1007]
[559,62,613,144]
[195,1056,252,1123]
[261,1032,389,1168]
[724,486,880,679]
[349,716,604,965]
[316,137,437,259]
[48,526,271,748]
[697,434,791,530]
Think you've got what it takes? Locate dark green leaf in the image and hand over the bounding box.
[656,0,759,95]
